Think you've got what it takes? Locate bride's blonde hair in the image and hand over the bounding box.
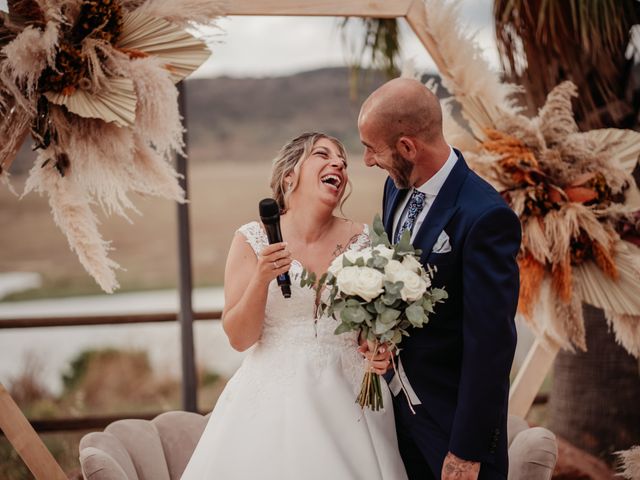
[270,132,351,213]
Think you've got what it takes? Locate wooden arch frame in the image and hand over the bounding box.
[1,2,549,479]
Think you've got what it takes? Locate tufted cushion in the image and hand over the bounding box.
[151,411,209,480]
[508,424,558,480]
[80,446,134,480]
[80,431,139,480]
[79,412,210,480]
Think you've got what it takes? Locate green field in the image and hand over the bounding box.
[1,159,388,299]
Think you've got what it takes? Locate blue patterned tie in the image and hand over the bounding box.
[395,190,427,243]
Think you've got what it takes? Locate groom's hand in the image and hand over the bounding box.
[441,452,480,480]
[357,335,393,374]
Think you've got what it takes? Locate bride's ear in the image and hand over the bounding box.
[284,173,294,191]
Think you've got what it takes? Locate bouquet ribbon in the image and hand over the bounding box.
[389,357,422,409]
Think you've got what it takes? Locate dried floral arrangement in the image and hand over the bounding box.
[0,0,221,292]
[417,0,640,357]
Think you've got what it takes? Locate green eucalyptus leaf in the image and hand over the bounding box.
[422,298,434,314]
[374,320,393,335]
[406,303,427,327]
[365,302,378,314]
[384,280,404,296]
[342,256,354,267]
[380,307,401,324]
[371,255,389,270]
[334,322,354,335]
[371,214,391,247]
[395,229,415,256]
[431,288,448,302]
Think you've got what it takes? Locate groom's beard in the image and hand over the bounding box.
[388,150,413,190]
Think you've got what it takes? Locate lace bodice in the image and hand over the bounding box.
[235,221,370,393]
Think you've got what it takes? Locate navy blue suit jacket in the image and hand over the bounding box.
[383,151,521,478]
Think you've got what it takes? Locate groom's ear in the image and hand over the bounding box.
[396,136,418,161]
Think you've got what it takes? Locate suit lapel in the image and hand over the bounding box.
[414,151,469,263]
[384,184,409,240]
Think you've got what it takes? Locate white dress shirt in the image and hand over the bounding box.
[392,146,458,242]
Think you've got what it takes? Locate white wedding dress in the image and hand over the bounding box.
[181,222,408,480]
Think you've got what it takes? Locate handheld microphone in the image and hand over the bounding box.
[259,198,291,298]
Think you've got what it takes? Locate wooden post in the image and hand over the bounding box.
[509,339,559,418]
[0,384,67,480]
[220,0,414,17]
[404,0,450,76]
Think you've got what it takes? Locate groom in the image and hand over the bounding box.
[358,78,521,480]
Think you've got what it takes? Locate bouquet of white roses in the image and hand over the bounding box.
[301,215,448,411]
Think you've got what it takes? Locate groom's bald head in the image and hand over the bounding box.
[358,78,444,145]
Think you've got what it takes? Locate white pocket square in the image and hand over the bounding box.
[432,230,452,253]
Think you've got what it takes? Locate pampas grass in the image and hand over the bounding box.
[0,22,58,112]
[420,0,521,139]
[23,158,122,293]
[125,56,184,160]
[1,0,219,292]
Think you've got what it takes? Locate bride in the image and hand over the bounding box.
[181,132,408,479]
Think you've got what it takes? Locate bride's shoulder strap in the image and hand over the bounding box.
[348,223,371,252]
[237,221,268,257]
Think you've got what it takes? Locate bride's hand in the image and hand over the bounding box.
[256,242,292,285]
[358,337,394,375]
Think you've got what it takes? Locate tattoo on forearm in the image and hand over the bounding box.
[443,453,480,479]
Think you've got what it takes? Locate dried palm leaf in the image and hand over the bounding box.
[134,0,223,29]
[603,311,640,358]
[615,446,640,480]
[45,76,137,127]
[553,291,587,351]
[581,129,640,175]
[522,217,551,263]
[526,277,575,351]
[573,242,640,317]
[117,10,210,83]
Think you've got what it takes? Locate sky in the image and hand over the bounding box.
[0,0,499,78]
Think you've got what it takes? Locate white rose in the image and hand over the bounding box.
[384,259,405,281]
[397,270,428,302]
[402,255,423,275]
[385,260,427,302]
[373,245,395,260]
[328,249,372,276]
[336,266,384,302]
